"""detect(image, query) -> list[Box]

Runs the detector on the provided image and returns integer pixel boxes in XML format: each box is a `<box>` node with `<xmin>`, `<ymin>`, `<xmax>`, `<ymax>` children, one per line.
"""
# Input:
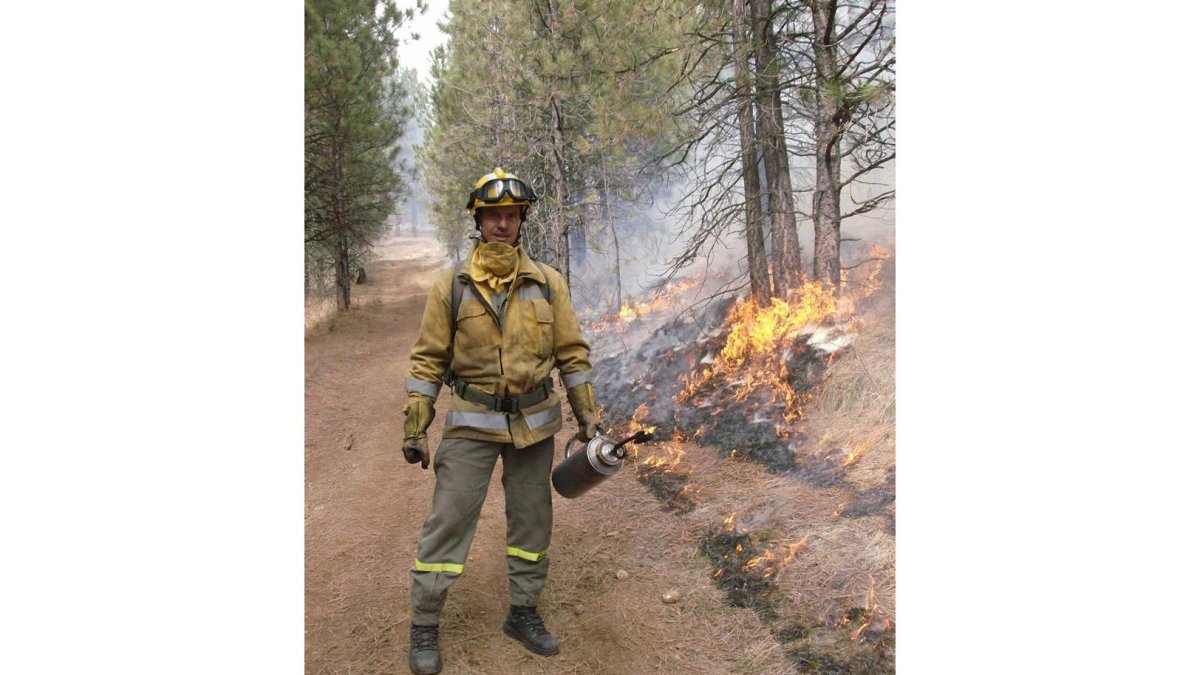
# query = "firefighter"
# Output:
<box><xmin>400</xmin><ymin>168</ymin><xmax>601</xmax><ymax>675</ymax></box>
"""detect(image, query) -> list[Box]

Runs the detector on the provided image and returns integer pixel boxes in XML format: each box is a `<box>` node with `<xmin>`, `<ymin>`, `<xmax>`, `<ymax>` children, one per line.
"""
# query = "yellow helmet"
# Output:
<box><xmin>466</xmin><ymin>168</ymin><xmax>538</xmax><ymax>221</ymax></box>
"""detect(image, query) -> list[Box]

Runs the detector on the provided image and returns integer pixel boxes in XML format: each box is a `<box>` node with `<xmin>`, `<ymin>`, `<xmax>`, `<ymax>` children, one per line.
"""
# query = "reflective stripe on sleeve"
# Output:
<box><xmin>446</xmin><ymin>410</ymin><xmax>510</xmax><ymax>431</ymax></box>
<box><xmin>505</xmin><ymin>546</ymin><xmax>548</xmax><ymax>562</ymax></box>
<box><xmin>407</xmin><ymin>377</ymin><xmax>441</xmax><ymax>398</ymax></box>
<box><xmin>413</xmin><ymin>559</ymin><xmax>464</xmax><ymax>574</ymax></box>
<box><xmin>523</xmin><ymin>405</ymin><xmax>561</xmax><ymax>430</ymax></box>
<box><xmin>561</xmin><ymin>370</ymin><xmax>592</xmax><ymax>388</ymax></box>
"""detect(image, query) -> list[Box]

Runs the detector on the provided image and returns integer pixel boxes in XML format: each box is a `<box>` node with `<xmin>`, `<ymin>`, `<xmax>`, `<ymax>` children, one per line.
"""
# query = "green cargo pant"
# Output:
<box><xmin>409</xmin><ymin>435</ymin><xmax>555</xmax><ymax>626</ymax></box>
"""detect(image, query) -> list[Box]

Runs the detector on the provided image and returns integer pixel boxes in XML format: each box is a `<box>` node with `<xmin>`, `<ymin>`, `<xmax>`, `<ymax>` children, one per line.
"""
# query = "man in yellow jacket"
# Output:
<box><xmin>401</xmin><ymin>168</ymin><xmax>600</xmax><ymax>675</ymax></box>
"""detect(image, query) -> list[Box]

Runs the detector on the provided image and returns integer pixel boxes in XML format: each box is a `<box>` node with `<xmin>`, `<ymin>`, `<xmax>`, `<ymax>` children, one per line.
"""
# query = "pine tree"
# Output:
<box><xmin>305</xmin><ymin>0</ymin><xmax>416</xmax><ymax>310</ymax></box>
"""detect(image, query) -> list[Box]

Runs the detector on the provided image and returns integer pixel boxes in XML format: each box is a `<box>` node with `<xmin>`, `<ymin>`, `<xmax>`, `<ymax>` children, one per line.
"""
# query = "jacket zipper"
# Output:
<box><xmin>465</xmin><ymin>275</ymin><xmax>515</xmax><ymax>436</ymax></box>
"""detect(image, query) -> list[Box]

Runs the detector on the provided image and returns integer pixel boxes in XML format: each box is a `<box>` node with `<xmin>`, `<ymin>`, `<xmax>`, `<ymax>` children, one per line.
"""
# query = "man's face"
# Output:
<box><xmin>478</xmin><ymin>205</ymin><xmax>522</xmax><ymax>246</ymax></box>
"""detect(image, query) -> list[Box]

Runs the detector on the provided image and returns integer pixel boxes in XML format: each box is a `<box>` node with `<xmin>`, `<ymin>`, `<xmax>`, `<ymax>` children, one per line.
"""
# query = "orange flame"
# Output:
<box><xmin>631</xmin><ymin>403</ymin><xmax>650</xmax><ymax>426</ymax></box>
<box><xmin>589</xmin><ymin>276</ymin><xmax>705</xmax><ymax>332</ymax></box>
<box><xmin>641</xmin><ymin>444</ymin><xmax>685</xmax><ymax>471</ymax></box>
<box><xmin>676</xmin><ymin>248</ymin><xmax>891</xmax><ymax>427</ymax></box>
<box><xmin>843</xmin><ymin>574</ymin><xmax>888</xmax><ymax>643</ymax></box>
<box><xmin>742</xmin><ymin>537</ymin><xmax>809</xmax><ymax>577</ymax></box>
<box><xmin>842</xmin><ymin>441</ymin><xmax>868</xmax><ymax>467</ymax></box>
<box><xmin>842</xmin><ymin>244</ymin><xmax>892</xmax><ymax>301</ymax></box>
<box><xmin>616</xmin><ymin>403</ymin><xmax>655</xmax><ymax>455</ymax></box>
<box><xmin>678</xmin><ymin>282</ymin><xmax>840</xmax><ymax>423</ymax></box>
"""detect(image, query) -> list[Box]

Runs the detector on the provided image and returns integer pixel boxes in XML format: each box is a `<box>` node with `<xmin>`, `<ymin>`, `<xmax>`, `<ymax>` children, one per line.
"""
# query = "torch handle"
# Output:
<box><xmin>611</xmin><ymin>430</ymin><xmax>654</xmax><ymax>459</ymax></box>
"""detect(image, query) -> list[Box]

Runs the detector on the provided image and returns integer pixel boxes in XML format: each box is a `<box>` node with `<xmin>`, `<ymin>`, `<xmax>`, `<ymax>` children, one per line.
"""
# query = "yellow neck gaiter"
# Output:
<box><xmin>469</xmin><ymin>242</ymin><xmax>520</xmax><ymax>294</ymax></box>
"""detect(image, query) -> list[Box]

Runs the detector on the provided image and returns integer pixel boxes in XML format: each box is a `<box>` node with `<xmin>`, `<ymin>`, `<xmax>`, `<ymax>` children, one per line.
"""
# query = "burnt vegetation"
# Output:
<box><xmin>635</xmin><ymin>461</ymin><xmax>699</xmax><ymax>514</ymax></box>
<box><xmin>587</xmin><ymin>253</ymin><xmax>895</xmax><ymax>673</ymax></box>
<box><xmin>594</xmin><ymin>292</ymin><xmax>852</xmax><ymax>479</ymax></box>
<box><xmin>699</xmin><ymin>524</ymin><xmax>781</xmax><ymax>618</ymax></box>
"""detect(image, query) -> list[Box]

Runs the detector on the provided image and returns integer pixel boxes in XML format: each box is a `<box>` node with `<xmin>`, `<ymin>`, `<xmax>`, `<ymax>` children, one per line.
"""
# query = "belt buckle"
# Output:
<box><xmin>497</xmin><ymin>397</ymin><xmax>519</xmax><ymax>415</ymax></box>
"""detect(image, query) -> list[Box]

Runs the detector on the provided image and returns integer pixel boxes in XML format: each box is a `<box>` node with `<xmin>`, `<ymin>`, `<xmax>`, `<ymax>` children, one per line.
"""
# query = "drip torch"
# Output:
<box><xmin>551</xmin><ymin>429</ymin><xmax>654</xmax><ymax>499</ymax></box>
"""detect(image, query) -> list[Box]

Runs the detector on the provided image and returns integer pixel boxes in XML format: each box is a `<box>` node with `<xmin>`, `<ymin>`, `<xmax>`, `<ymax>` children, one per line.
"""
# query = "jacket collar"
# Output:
<box><xmin>456</xmin><ymin>243</ymin><xmax>547</xmax><ymax>287</ymax></box>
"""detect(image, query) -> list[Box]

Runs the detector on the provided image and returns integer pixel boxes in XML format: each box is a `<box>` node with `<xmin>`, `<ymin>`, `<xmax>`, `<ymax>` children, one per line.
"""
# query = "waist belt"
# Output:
<box><xmin>449</xmin><ymin>377</ymin><xmax>553</xmax><ymax>415</ymax></box>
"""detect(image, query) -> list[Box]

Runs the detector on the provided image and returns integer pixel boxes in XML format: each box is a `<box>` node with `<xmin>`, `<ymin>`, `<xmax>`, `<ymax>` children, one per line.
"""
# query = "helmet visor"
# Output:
<box><xmin>475</xmin><ymin>178</ymin><xmax>538</xmax><ymax>204</ymax></box>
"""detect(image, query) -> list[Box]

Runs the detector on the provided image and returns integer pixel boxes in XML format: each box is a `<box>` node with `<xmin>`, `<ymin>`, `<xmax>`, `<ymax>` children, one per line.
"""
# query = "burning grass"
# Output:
<box><xmin>810</xmin><ymin>254</ymin><xmax>895</xmax><ymax>522</ymax></box>
<box><xmin>583</xmin><ymin>276</ymin><xmax>706</xmax><ymax>333</ymax></box>
<box><xmin>595</xmin><ymin>247</ymin><xmax>893</xmax><ymax>483</ymax></box>
<box><xmin>695</xmin><ymin>504</ymin><xmax>895</xmax><ymax>673</ymax></box>
<box><xmin>699</xmin><ymin>513</ymin><xmax>810</xmax><ymax>621</ymax></box>
<box><xmin>635</xmin><ymin>444</ymin><xmax>700</xmax><ymax>513</ymax></box>
<box><xmin>679</xmin><ymin>281</ymin><xmax>842</xmax><ymax>425</ymax></box>
<box><xmin>576</xmin><ymin>432</ymin><xmax>895</xmax><ymax>673</ymax></box>
<box><xmin>587</xmin><ymin>247</ymin><xmax>895</xmax><ymax>672</ymax></box>
<box><xmin>678</xmin><ymin>247</ymin><xmax>890</xmax><ymax>430</ymax></box>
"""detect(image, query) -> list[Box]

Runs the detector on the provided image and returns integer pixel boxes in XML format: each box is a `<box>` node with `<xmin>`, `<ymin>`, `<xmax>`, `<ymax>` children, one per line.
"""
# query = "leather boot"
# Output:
<box><xmin>408</xmin><ymin>624</ymin><xmax>442</xmax><ymax>675</ymax></box>
<box><xmin>502</xmin><ymin>605</ymin><xmax>560</xmax><ymax>656</ymax></box>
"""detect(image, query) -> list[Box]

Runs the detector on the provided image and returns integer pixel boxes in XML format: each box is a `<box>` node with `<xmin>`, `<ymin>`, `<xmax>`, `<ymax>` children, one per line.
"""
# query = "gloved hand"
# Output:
<box><xmin>566</xmin><ymin>382</ymin><xmax>601</xmax><ymax>444</ymax></box>
<box><xmin>402</xmin><ymin>394</ymin><xmax>435</xmax><ymax>469</ymax></box>
<box><xmin>402</xmin><ymin>435</ymin><xmax>430</xmax><ymax>469</ymax></box>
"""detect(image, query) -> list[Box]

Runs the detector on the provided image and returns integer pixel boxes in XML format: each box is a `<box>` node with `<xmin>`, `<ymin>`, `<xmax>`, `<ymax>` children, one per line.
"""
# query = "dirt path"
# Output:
<box><xmin>305</xmin><ymin>234</ymin><xmax>799</xmax><ymax>674</ymax></box>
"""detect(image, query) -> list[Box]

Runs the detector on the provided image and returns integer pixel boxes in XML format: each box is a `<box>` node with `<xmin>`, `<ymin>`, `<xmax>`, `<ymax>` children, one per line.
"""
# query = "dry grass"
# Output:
<box><xmin>306</xmin><ymin>294</ymin><xmax>340</xmax><ymax>334</ymax></box>
<box><xmin>812</xmin><ymin>256</ymin><xmax>896</xmax><ymax>491</ymax></box>
<box><xmin>306</xmin><ymin>237</ymin><xmax>895</xmax><ymax>674</ymax></box>
<box><xmin>588</xmin><ymin>256</ymin><xmax>898</xmax><ymax>672</ymax></box>
<box><xmin>590</xmin><ymin>426</ymin><xmax>895</xmax><ymax>671</ymax></box>
<box><xmin>551</xmin><ymin>465</ymin><xmax>801</xmax><ymax>674</ymax></box>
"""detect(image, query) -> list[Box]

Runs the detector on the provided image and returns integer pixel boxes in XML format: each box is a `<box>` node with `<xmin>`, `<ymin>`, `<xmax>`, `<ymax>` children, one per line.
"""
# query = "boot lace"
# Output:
<box><xmin>511</xmin><ymin>606</ymin><xmax>548</xmax><ymax>637</ymax></box>
<box><xmin>411</xmin><ymin>625</ymin><xmax>439</xmax><ymax>651</ymax></box>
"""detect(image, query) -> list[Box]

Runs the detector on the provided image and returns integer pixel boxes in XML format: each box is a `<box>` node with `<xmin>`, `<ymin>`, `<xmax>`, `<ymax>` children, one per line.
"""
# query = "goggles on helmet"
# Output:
<box><xmin>468</xmin><ymin>177</ymin><xmax>538</xmax><ymax>208</ymax></box>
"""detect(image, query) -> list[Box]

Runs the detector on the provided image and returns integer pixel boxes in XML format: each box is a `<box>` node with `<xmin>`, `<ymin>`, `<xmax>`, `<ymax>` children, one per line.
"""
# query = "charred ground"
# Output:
<box><xmin>587</xmin><ymin>251</ymin><xmax>896</xmax><ymax>672</ymax></box>
<box><xmin>306</xmin><ymin>235</ymin><xmax>895</xmax><ymax>674</ymax></box>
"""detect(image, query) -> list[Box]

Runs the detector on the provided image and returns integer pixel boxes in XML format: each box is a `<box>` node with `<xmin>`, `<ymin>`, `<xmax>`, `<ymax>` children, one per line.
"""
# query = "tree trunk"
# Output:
<box><xmin>335</xmin><ymin>231</ymin><xmax>352</xmax><ymax>310</ymax></box>
<box><xmin>600</xmin><ymin>149</ymin><xmax>623</xmax><ymax>309</ymax></box>
<box><xmin>751</xmin><ymin>0</ymin><xmax>803</xmax><ymax>295</ymax></box>
<box><xmin>562</xmin><ymin>224</ymin><xmax>571</xmax><ymax>287</ymax></box>
<box><xmin>810</xmin><ymin>0</ymin><xmax>845</xmax><ymax>289</ymax></box>
<box><xmin>733</xmin><ymin>0</ymin><xmax>770</xmax><ymax>306</ymax></box>
<box><xmin>549</xmin><ymin>94</ymin><xmax>570</xmax><ymax>273</ymax></box>
<box><xmin>542</xmin><ymin>0</ymin><xmax>571</xmax><ymax>275</ymax></box>
<box><xmin>332</xmin><ymin>132</ymin><xmax>352</xmax><ymax>311</ymax></box>
<box><xmin>570</xmin><ymin>213</ymin><xmax>588</xmax><ymax>273</ymax></box>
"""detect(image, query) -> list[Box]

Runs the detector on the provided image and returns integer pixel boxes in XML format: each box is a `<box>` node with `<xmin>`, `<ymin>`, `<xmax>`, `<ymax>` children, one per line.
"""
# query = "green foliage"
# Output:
<box><xmin>417</xmin><ymin>0</ymin><xmax>696</xmax><ymax>275</ymax></box>
<box><xmin>416</xmin><ymin>0</ymin><xmax>893</xmax><ymax>303</ymax></box>
<box><xmin>305</xmin><ymin>0</ymin><xmax>421</xmax><ymax>307</ymax></box>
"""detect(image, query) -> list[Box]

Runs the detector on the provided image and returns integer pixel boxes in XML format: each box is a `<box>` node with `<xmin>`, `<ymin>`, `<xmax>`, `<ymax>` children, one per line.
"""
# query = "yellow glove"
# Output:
<box><xmin>402</xmin><ymin>395</ymin><xmax>435</xmax><ymax>469</ymax></box>
<box><xmin>566</xmin><ymin>382</ymin><xmax>601</xmax><ymax>444</ymax></box>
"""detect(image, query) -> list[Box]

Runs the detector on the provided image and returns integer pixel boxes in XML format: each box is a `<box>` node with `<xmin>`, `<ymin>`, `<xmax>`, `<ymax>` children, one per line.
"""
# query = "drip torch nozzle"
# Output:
<box><xmin>612</xmin><ymin>430</ymin><xmax>655</xmax><ymax>459</ymax></box>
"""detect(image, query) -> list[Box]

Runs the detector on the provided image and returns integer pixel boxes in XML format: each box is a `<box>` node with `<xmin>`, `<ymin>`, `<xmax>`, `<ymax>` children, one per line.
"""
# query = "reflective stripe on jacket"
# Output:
<box><xmin>406</xmin><ymin>248</ymin><xmax>593</xmax><ymax>448</ymax></box>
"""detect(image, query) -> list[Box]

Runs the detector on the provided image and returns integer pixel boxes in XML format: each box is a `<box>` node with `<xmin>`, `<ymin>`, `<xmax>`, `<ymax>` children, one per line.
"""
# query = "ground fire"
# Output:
<box><xmin>575</xmin><ymin>247</ymin><xmax>895</xmax><ymax>672</ymax></box>
<box><xmin>590</xmin><ymin>246</ymin><xmax>892</xmax><ymax>477</ymax></box>
<box><xmin>634</xmin><ymin>443</ymin><xmax>698</xmax><ymax>513</ymax></box>
<box><xmin>700</xmin><ymin>513</ymin><xmax>807</xmax><ymax>619</ymax></box>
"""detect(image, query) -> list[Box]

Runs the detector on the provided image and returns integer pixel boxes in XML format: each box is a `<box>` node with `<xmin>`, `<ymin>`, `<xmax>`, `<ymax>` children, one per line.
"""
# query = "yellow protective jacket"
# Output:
<box><xmin>405</xmin><ymin>247</ymin><xmax>594</xmax><ymax>449</ymax></box>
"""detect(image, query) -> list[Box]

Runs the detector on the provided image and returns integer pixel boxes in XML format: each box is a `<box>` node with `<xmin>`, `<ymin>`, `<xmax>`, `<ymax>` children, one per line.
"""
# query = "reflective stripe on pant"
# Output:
<box><xmin>409</xmin><ymin>435</ymin><xmax>555</xmax><ymax>626</ymax></box>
